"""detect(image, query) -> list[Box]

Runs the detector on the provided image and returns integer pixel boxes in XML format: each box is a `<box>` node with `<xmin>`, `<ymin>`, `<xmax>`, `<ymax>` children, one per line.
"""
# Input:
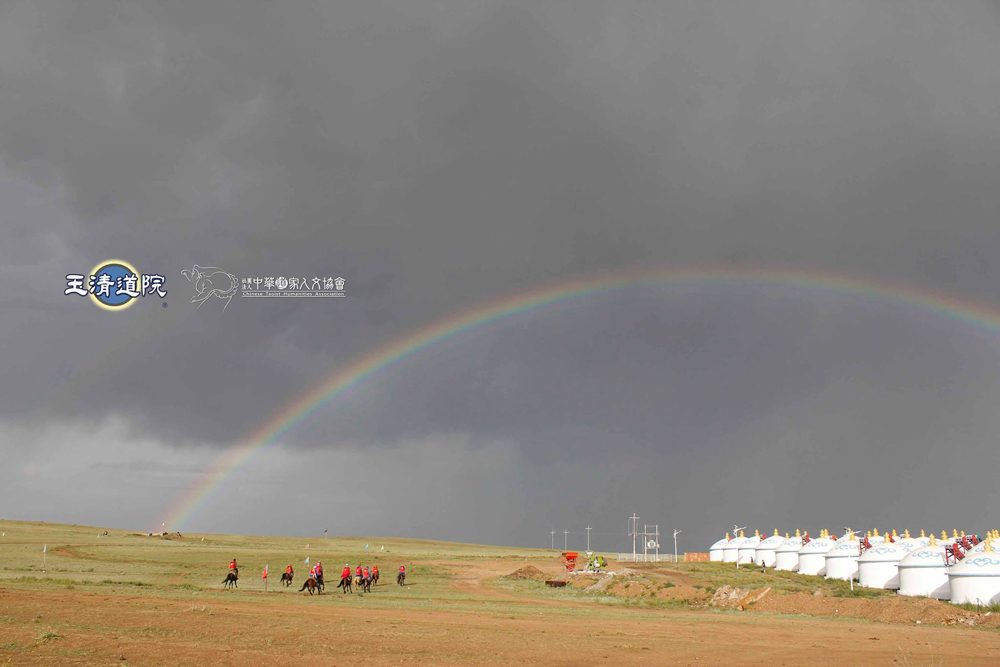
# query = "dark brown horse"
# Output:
<box><xmin>397</xmin><ymin>571</ymin><xmax>405</xmax><ymax>586</ymax></box>
<box><xmin>280</xmin><ymin>572</ymin><xmax>293</xmax><ymax>587</ymax></box>
<box><xmin>338</xmin><ymin>576</ymin><xmax>352</xmax><ymax>593</ymax></box>
<box><xmin>299</xmin><ymin>577</ymin><xmax>321</xmax><ymax>595</ymax></box>
<box><xmin>223</xmin><ymin>571</ymin><xmax>239</xmax><ymax>589</ymax></box>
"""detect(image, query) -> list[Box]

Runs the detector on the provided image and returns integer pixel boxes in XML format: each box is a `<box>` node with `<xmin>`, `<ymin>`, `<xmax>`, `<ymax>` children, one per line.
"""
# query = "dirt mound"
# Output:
<box><xmin>586</xmin><ymin>577</ymin><xmax>615</xmax><ymax>593</ymax></box>
<box><xmin>749</xmin><ymin>590</ymin><xmax>993</xmax><ymax>626</ymax></box>
<box><xmin>567</xmin><ymin>576</ymin><xmax>600</xmax><ymax>590</ymax></box>
<box><xmin>709</xmin><ymin>585</ymin><xmax>772</xmax><ymax>610</ymax></box>
<box><xmin>503</xmin><ymin>566</ymin><xmax>546</xmax><ymax>581</ymax></box>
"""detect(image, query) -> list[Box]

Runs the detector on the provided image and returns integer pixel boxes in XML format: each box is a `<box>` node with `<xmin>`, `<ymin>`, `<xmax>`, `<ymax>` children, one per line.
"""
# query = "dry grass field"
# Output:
<box><xmin>2</xmin><ymin>519</ymin><xmax>999</xmax><ymax>665</ymax></box>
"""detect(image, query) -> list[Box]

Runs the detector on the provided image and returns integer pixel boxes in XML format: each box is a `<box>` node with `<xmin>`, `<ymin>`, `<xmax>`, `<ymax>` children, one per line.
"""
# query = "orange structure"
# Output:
<box><xmin>561</xmin><ymin>552</ymin><xmax>579</xmax><ymax>572</ymax></box>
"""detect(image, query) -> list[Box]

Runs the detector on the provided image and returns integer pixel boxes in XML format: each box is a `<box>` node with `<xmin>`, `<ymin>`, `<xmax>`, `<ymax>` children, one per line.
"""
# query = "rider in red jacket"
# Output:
<box><xmin>341</xmin><ymin>564</ymin><xmax>351</xmax><ymax>580</ymax></box>
<box><xmin>285</xmin><ymin>565</ymin><xmax>293</xmax><ymax>575</ymax></box>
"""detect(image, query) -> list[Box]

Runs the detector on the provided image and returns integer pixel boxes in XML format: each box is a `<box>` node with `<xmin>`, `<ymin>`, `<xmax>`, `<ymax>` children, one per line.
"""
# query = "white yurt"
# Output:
<box><xmin>755</xmin><ymin>530</ymin><xmax>785</xmax><ymax>568</ymax></box>
<box><xmin>798</xmin><ymin>532</ymin><xmax>835</xmax><ymax>576</ymax></box>
<box><xmin>898</xmin><ymin>534</ymin><xmax>950</xmax><ymax>600</ymax></box>
<box><xmin>775</xmin><ymin>531</ymin><xmax>803</xmax><ymax>572</ymax></box>
<box><xmin>723</xmin><ymin>532</ymin><xmax>747</xmax><ymax>563</ymax></box>
<box><xmin>738</xmin><ymin>530</ymin><xmax>762</xmax><ymax>565</ymax></box>
<box><xmin>858</xmin><ymin>541</ymin><xmax>911</xmax><ymax>589</ymax></box>
<box><xmin>949</xmin><ymin>538</ymin><xmax>1000</xmax><ymax>606</ymax></box>
<box><xmin>825</xmin><ymin>532</ymin><xmax>861</xmax><ymax>581</ymax></box>
<box><xmin>893</xmin><ymin>530</ymin><xmax>923</xmax><ymax>553</ymax></box>
<box><xmin>709</xmin><ymin>534</ymin><xmax>730</xmax><ymax>562</ymax></box>
<box><xmin>867</xmin><ymin>529</ymin><xmax>886</xmax><ymax>546</ymax></box>
<box><xmin>915</xmin><ymin>529</ymin><xmax>931</xmax><ymax>547</ymax></box>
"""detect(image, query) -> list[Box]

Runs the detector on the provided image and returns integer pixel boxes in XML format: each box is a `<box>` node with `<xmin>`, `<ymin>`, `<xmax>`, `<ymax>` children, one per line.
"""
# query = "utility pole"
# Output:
<box><xmin>629</xmin><ymin>514</ymin><xmax>639</xmax><ymax>562</ymax></box>
<box><xmin>550</xmin><ymin>530</ymin><xmax>555</xmax><ymax>550</ymax></box>
<box><xmin>673</xmin><ymin>530</ymin><xmax>681</xmax><ymax>568</ymax></box>
<box><xmin>564</xmin><ymin>529</ymin><xmax>568</xmax><ymax>551</ymax></box>
<box><xmin>586</xmin><ymin>526</ymin><xmax>592</xmax><ymax>552</ymax></box>
<box><xmin>733</xmin><ymin>525</ymin><xmax>746</xmax><ymax>570</ymax></box>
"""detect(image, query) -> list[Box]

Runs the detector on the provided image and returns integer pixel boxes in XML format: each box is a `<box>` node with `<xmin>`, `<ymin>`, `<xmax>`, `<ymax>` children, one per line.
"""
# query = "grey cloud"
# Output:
<box><xmin>3</xmin><ymin>0</ymin><xmax>1000</xmax><ymax>547</ymax></box>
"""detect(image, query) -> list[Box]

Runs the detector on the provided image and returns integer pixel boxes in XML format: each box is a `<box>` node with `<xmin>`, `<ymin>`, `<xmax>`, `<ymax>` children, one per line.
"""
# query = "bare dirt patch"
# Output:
<box><xmin>503</xmin><ymin>565</ymin><xmax>547</xmax><ymax>581</ymax></box>
<box><xmin>749</xmin><ymin>589</ymin><xmax>1000</xmax><ymax>627</ymax></box>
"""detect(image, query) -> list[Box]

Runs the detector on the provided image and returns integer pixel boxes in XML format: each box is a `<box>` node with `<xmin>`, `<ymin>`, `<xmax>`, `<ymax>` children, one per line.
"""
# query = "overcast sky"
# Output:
<box><xmin>3</xmin><ymin>0</ymin><xmax>1000</xmax><ymax>551</ymax></box>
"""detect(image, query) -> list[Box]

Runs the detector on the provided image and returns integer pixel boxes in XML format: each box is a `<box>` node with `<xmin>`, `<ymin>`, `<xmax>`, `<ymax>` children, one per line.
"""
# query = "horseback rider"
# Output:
<box><xmin>229</xmin><ymin>558</ymin><xmax>238</xmax><ymax>576</ymax></box>
<box><xmin>308</xmin><ymin>564</ymin><xmax>317</xmax><ymax>580</ymax></box>
<box><xmin>355</xmin><ymin>564</ymin><xmax>362</xmax><ymax>580</ymax></box>
<box><xmin>315</xmin><ymin>561</ymin><xmax>323</xmax><ymax>580</ymax></box>
<box><xmin>286</xmin><ymin>564</ymin><xmax>293</xmax><ymax>576</ymax></box>
<box><xmin>373</xmin><ymin>564</ymin><xmax>379</xmax><ymax>580</ymax></box>
<box><xmin>341</xmin><ymin>563</ymin><xmax>350</xmax><ymax>580</ymax></box>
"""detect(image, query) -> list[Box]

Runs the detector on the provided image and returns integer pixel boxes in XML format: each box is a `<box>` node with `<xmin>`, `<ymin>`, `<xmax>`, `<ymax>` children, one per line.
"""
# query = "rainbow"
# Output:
<box><xmin>159</xmin><ymin>264</ymin><xmax>1000</xmax><ymax>530</ymax></box>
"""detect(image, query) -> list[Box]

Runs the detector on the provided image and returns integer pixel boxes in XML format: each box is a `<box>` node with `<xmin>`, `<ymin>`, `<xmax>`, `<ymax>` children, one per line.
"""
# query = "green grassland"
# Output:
<box><xmin>0</xmin><ymin>519</ymin><xmax>618</xmax><ymax>617</ymax></box>
<box><xmin>0</xmin><ymin>518</ymin><xmax>928</xmax><ymax>619</ymax></box>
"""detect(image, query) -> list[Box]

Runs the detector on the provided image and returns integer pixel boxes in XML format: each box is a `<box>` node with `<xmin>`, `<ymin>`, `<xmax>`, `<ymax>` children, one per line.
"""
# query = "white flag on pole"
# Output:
<box><xmin>42</xmin><ymin>544</ymin><xmax>46</xmax><ymax>553</ymax></box>
<box><xmin>304</xmin><ymin>556</ymin><xmax>310</xmax><ymax>564</ymax></box>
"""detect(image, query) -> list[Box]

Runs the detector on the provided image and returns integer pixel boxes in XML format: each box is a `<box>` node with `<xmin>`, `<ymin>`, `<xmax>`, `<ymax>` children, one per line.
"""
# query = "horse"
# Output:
<box><xmin>361</xmin><ymin>575</ymin><xmax>372</xmax><ymax>593</ymax></box>
<box><xmin>372</xmin><ymin>571</ymin><xmax>379</xmax><ymax>586</ymax></box>
<box><xmin>315</xmin><ymin>573</ymin><xmax>325</xmax><ymax>592</ymax></box>
<box><xmin>397</xmin><ymin>571</ymin><xmax>405</xmax><ymax>586</ymax></box>
<box><xmin>223</xmin><ymin>571</ymin><xmax>239</xmax><ymax>589</ymax></box>
<box><xmin>338</xmin><ymin>576</ymin><xmax>352</xmax><ymax>593</ymax></box>
<box><xmin>299</xmin><ymin>577</ymin><xmax>321</xmax><ymax>595</ymax></box>
<box><xmin>280</xmin><ymin>572</ymin><xmax>293</xmax><ymax>587</ymax></box>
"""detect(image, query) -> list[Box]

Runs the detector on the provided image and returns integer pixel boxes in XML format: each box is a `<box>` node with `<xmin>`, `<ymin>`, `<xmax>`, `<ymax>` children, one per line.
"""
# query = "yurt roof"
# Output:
<box><xmin>799</xmin><ymin>538</ymin><xmax>835</xmax><ymax>554</ymax></box>
<box><xmin>949</xmin><ymin>553</ymin><xmax>1000</xmax><ymax>576</ymax></box>
<box><xmin>898</xmin><ymin>545</ymin><xmax>947</xmax><ymax>568</ymax></box>
<box><xmin>858</xmin><ymin>543</ymin><xmax>909</xmax><ymax>563</ymax></box>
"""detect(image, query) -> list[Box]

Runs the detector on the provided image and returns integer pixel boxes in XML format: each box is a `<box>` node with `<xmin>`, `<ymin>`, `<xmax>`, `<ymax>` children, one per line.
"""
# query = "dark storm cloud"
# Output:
<box><xmin>4</xmin><ymin>0</ymin><xmax>1000</xmax><ymax>545</ymax></box>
